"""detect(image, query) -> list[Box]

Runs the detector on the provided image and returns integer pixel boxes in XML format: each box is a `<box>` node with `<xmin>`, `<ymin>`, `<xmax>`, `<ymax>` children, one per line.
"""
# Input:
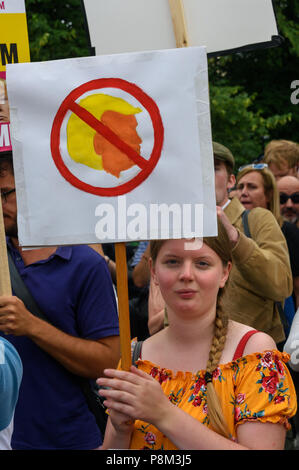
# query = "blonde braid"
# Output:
<box><xmin>205</xmin><ymin>289</ymin><xmax>230</xmax><ymax>438</ymax></box>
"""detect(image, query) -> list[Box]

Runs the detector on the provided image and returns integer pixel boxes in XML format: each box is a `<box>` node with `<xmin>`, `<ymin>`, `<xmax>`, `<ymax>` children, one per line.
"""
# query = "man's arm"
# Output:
<box><xmin>0</xmin><ymin>295</ymin><xmax>120</xmax><ymax>379</ymax></box>
<box><xmin>148</xmin><ymin>308</ymin><xmax>165</xmax><ymax>336</ymax></box>
<box><xmin>147</xmin><ymin>277</ymin><xmax>166</xmax><ymax>335</ymax></box>
<box><xmin>218</xmin><ymin>206</ymin><xmax>293</xmax><ymax>301</ymax></box>
<box><xmin>132</xmin><ymin>244</ymin><xmax>151</xmax><ymax>288</ymax></box>
<box><xmin>29</xmin><ymin>315</ymin><xmax>120</xmax><ymax>379</ymax></box>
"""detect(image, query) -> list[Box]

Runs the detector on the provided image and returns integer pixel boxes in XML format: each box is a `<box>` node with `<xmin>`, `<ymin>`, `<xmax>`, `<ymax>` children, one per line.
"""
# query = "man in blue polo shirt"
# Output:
<box><xmin>0</xmin><ymin>337</ymin><xmax>22</xmax><ymax>450</ymax></box>
<box><xmin>0</xmin><ymin>151</ymin><xmax>120</xmax><ymax>449</ymax></box>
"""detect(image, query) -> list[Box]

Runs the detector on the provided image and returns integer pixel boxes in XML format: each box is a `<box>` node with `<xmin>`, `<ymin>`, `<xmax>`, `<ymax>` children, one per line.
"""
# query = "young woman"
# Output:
<box><xmin>97</xmin><ymin>219</ymin><xmax>296</xmax><ymax>450</ymax></box>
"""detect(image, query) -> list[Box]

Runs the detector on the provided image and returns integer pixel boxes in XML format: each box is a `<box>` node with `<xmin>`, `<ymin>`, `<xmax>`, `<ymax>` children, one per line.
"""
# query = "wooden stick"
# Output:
<box><xmin>0</xmin><ymin>205</ymin><xmax>11</xmax><ymax>296</ymax></box>
<box><xmin>168</xmin><ymin>0</ymin><xmax>190</xmax><ymax>48</ymax></box>
<box><xmin>114</xmin><ymin>242</ymin><xmax>131</xmax><ymax>371</ymax></box>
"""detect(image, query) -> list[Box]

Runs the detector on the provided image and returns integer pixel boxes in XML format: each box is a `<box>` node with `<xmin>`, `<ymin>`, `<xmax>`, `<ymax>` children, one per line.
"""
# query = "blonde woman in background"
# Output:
<box><xmin>97</xmin><ymin>218</ymin><xmax>296</xmax><ymax>450</ymax></box>
<box><xmin>236</xmin><ymin>163</ymin><xmax>282</xmax><ymax>223</ymax></box>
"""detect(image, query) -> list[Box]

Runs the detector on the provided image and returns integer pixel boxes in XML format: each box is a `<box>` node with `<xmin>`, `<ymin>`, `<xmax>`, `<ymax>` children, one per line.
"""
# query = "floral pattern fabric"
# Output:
<box><xmin>127</xmin><ymin>347</ymin><xmax>297</xmax><ymax>450</ymax></box>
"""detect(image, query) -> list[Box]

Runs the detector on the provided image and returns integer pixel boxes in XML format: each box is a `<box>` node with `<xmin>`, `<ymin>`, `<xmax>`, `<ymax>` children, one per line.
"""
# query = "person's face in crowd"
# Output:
<box><xmin>277</xmin><ymin>176</ymin><xmax>299</xmax><ymax>224</ymax></box>
<box><xmin>268</xmin><ymin>161</ymin><xmax>297</xmax><ymax>180</ymax></box>
<box><xmin>151</xmin><ymin>239</ymin><xmax>230</xmax><ymax>319</ymax></box>
<box><xmin>0</xmin><ymin>167</ymin><xmax>18</xmax><ymax>238</ymax></box>
<box><xmin>236</xmin><ymin>171</ymin><xmax>269</xmax><ymax>210</ymax></box>
<box><xmin>214</xmin><ymin>159</ymin><xmax>235</xmax><ymax>206</ymax></box>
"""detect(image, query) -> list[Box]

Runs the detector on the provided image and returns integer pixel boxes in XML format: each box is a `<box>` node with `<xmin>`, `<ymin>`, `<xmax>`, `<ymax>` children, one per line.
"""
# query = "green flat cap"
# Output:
<box><xmin>213</xmin><ymin>142</ymin><xmax>235</xmax><ymax>169</ymax></box>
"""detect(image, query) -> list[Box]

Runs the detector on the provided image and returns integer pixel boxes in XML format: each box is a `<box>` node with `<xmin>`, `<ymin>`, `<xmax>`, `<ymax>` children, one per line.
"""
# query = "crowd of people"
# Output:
<box><xmin>0</xmin><ymin>138</ymin><xmax>299</xmax><ymax>450</ymax></box>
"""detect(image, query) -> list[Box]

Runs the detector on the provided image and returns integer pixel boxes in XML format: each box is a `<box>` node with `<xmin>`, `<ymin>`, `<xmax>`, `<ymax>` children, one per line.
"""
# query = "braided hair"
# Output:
<box><xmin>204</xmin><ymin>286</ymin><xmax>230</xmax><ymax>437</ymax></box>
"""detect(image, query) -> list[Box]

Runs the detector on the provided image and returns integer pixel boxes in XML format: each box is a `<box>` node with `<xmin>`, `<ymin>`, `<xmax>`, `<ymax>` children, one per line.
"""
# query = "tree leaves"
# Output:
<box><xmin>25</xmin><ymin>0</ymin><xmax>91</xmax><ymax>61</ymax></box>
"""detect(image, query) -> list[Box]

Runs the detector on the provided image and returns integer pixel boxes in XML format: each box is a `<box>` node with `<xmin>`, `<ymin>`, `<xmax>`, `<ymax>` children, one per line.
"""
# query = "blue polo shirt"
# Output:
<box><xmin>1</xmin><ymin>242</ymin><xmax>119</xmax><ymax>450</ymax></box>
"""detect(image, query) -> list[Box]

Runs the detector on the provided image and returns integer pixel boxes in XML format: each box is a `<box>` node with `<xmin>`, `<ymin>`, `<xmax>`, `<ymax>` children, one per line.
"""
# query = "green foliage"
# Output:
<box><xmin>209</xmin><ymin>85</ymin><xmax>291</xmax><ymax>167</ymax></box>
<box><xmin>25</xmin><ymin>0</ymin><xmax>90</xmax><ymax>61</ymax></box>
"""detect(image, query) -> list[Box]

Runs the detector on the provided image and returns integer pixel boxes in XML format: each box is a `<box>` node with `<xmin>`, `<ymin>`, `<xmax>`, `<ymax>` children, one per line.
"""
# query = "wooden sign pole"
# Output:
<box><xmin>114</xmin><ymin>242</ymin><xmax>131</xmax><ymax>371</ymax></box>
<box><xmin>168</xmin><ymin>0</ymin><xmax>190</xmax><ymax>48</ymax></box>
<box><xmin>114</xmin><ymin>1</ymin><xmax>190</xmax><ymax>372</ymax></box>
<box><xmin>0</xmin><ymin>205</ymin><xmax>11</xmax><ymax>296</ymax></box>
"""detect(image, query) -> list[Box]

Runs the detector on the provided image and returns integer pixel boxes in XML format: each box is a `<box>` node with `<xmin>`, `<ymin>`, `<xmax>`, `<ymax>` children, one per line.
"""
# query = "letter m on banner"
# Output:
<box><xmin>0</xmin><ymin>43</ymin><xmax>18</xmax><ymax>66</ymax></box>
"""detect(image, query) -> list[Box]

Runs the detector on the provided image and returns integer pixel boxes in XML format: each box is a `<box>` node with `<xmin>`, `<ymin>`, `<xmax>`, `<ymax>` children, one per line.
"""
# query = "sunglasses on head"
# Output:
<box><xmin>280</xmin><ymin>192</ymin><xmax>299</xmax><ymax>204</ymax></box>
<box><xmin>238</xmin><ymin>163</ymin><xmax>268</xmax><ymax>172</ymax></box>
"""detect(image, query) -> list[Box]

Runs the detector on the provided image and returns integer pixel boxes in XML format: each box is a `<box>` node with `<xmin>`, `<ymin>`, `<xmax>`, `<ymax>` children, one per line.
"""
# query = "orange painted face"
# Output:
<box><xmin>94</xmin><ymin>110</ymin><xmax>142</xmax><ymax>178</ymax></box>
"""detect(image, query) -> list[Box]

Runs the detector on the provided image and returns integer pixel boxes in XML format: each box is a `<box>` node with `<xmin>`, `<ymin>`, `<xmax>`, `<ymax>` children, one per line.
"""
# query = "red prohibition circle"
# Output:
<box><xmin>50</xmin><ymin>78</ymin><xmax>164</xmax><ymax>196</ymax></box>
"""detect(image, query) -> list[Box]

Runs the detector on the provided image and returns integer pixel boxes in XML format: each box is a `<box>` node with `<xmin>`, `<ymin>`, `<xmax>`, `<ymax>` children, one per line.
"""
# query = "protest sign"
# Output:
<box><xmin>6</xmin><ymin>46</ymin><xmax>216</xmax><ymax>249</ymax></box>
<box><xmin>82</xmin><ymin>0</ymin><xmax>280</xmax><ymax>57</ymax></box>
<box><xmin>7</xmin><ymin>46</ymin><xmax>216</xmax><ymax>369</ymax></box>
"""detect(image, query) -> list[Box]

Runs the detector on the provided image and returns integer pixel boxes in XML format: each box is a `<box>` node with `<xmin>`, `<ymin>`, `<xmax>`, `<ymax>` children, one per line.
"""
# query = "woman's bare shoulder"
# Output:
<box><xmin>229</xmin><ymin>320</ymin><xmax>276</xmax><ymax>356</ymax></box>
<box><xmin>223</xmin><ymin>321</ymin><xmax>276</xmax><ymax>362</ymax></box>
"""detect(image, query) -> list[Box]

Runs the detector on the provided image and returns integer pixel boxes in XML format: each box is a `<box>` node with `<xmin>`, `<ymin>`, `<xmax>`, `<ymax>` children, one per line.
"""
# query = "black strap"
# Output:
<box><xmin>132</xmin><ymin>340</ymin><xmax>143</xmax><ymax>366</ymax></box>
<box><xmin>240</xmin><ymin>211</ymin><xmax>289</xmax><ymax>334</ymax></box>
<box><xmin>241</xmin><ymin>209</ymin><xmax>251</xmax><ymax>238</ymax></box>
<box><xmin>7</xmin><ymin>250</ymin><xmax>48</xmax><ymax>322</ymax></box>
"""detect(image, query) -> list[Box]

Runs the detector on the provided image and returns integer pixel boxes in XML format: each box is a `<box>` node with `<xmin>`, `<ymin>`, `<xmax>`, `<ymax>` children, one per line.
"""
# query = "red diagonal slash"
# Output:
<box><xmin>51</xmin><ymin>78</ymin><xmax>164</xmax><ymax>196</ymax></box>
<box><xmin>68</xmin><ymin>101</ymin><xmax>148</xmax><ymax>170</ymax></box>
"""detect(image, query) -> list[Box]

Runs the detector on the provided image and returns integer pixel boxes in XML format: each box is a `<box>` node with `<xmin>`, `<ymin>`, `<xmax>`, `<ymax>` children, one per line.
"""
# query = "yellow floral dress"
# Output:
<box><xmin>128</xmin><ymin>345</ymin><xmax>297</xmax><ymax>450</ymax></box>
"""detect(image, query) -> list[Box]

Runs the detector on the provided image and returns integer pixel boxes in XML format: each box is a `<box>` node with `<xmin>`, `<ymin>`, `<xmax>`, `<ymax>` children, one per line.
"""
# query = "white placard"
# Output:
<box><xmin>0</xmin><ymin>0</ymin><xmax>26</xmax><ymax>14</ymax></box>
<box><xmin>83</xmin><ymin>0</ymin><xmax>279</xmax><ymax>55</ymax></box>
<box><xmin>6</xmin><ymin>46</ymin><xmax>216</xmax><ymax>247</ymax></box>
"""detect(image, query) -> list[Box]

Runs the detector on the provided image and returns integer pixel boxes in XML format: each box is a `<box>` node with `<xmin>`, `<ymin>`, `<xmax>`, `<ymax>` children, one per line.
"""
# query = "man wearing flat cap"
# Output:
<box><xmin>214</xmin><ymin>142</ymin><xmax>292</xmax><ymax>347</ymax></box>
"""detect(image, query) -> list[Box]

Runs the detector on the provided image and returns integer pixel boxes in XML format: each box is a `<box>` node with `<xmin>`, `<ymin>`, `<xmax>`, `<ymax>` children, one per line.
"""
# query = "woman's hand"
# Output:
<box><xmin>106</xmin><ymin>408</ymin><xmax>135</xmax><ymax>435</ymax></box>
<box><xmin>97</xmin><ymin>366</ymin><xmax>172</xmax><ymax>428</ymax></box>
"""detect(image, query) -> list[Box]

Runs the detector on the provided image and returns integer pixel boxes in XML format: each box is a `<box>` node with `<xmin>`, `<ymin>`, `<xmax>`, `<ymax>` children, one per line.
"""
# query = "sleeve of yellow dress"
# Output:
<box><xmin>233</xmin><ymin>350</ymin><xmax>297</xmax><ymax>430</ymax></box>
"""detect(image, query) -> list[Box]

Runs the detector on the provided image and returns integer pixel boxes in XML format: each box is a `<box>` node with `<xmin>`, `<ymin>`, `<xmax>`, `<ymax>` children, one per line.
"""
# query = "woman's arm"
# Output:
<box><xmin>101</xmin><ymin>416</ymin><xmax>133</xmax><ymax>450</ymax></box>
<box><xmin>148</xmin><ymin>308</ymin><xmax>165</xmax><ymax>335</ymax></box>
<box><xmin>147</xmin><ymin>277</ymin><xmax>166</xmax><ymax>335</ymax></box>
<box><xmin>132</xmin><ymin>244</ymin><xmax>151</xmax><ymax>288</ymax></box>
